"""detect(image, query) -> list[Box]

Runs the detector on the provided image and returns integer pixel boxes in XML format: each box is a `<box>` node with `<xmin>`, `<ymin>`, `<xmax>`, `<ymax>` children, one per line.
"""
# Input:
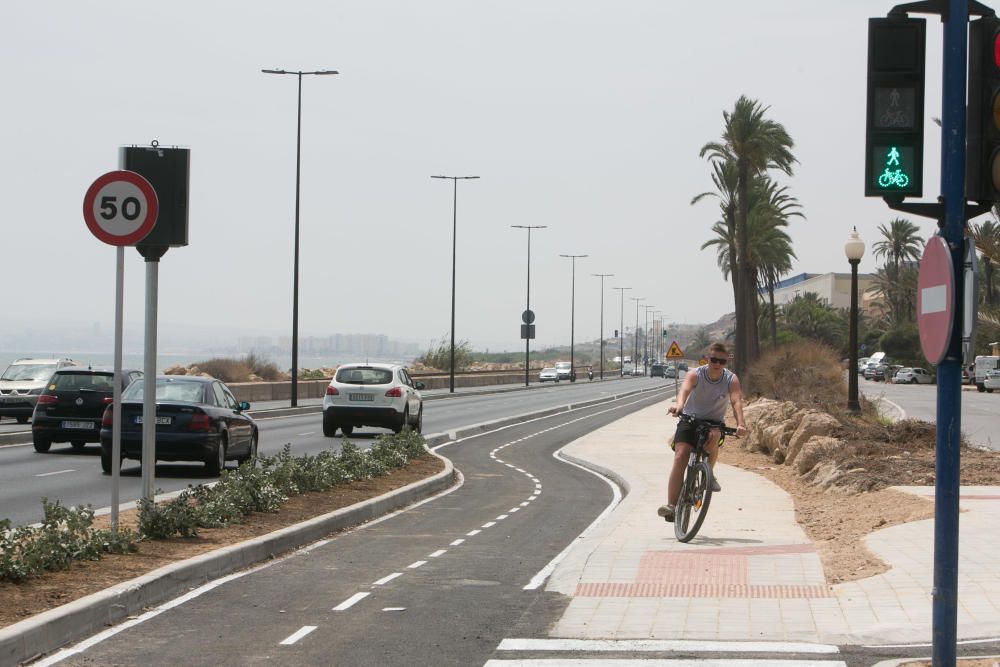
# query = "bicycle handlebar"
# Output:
<box><xmin>678</xmin><ymin>413</ymin><xmax>739</xmax><ymax>437</ymax></box>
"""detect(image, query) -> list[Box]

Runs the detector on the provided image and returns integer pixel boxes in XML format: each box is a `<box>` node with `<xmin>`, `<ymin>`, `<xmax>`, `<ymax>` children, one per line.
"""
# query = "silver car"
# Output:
<box><xmin>539</xmin><ymin>367</ymin><xmax>560</xmax><ymax>382</ymax></box>
<box><xmin>893</xmin><ymin>367</ymin><xmax>934</xmax><ymax>385</ymax></box>
<box><xmin>322</xmin><ymin>363</ymin><xmax>424</xmax><ymax>437</ymax></box>
<box><xmin>0</xmin><ymin>358</ymin><xmax>78</xmax><ymax>423</ymax></box>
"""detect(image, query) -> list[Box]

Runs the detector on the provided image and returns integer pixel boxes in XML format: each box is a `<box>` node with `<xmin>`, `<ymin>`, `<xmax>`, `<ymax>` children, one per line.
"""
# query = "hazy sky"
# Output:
<box><xmin>2</xmin><ymin>1</ymin><xmax>962</xmax><ymax>354</ymax></box>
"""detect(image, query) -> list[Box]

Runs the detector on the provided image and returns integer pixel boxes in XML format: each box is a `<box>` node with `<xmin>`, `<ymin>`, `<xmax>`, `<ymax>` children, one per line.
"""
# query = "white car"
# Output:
<box><xmin>539</xmin><ymin>367</ymin><xmax>560</xmax><ymax>383</ymax></box>
<box><xmin>322</xmin><ymin>363</ymin><xmax>424</xmax><ymax>437</ymax></box>
<box><xmin>985</xmin><ymin>369</ymin><xmax>1000</xmax><ymax>391</ymax></box>
<box><xmin>893</xmin><ymin>367</ymin><xmax>934</xmax><ymax>385</ymax></box>
<box><xmin>554</xmin><ymin>361</ymin><xmax>572</xmax><ymax>380</ymax></box>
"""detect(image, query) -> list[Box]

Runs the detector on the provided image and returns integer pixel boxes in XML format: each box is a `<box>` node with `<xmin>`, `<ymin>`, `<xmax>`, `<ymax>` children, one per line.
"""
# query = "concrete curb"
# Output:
<box><xmin>0</xmin><ymin>452</ymin><xmax>454</xmax><ymax>667</ymax></box>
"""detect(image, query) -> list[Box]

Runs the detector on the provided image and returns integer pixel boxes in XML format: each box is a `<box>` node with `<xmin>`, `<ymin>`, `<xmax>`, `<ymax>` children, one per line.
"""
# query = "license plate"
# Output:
<box><xmin>134</xmin><ymin>416</ymin><xmax>172</xmax><ymax>425</ymax></box>
<box><xmin>61</xmin><ymin>420</ymin><xmax>95</xmax><ymax>430</ymax></box>
<box><xmin>348</xmin><ymin>393</ymin><xmax>374</xmax><ymax>402</ymax></box>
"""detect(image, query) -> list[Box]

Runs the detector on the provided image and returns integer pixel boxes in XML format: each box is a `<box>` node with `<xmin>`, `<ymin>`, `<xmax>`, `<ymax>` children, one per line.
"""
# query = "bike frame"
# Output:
<box><xmin>675</xmin><ymin>415</ymin><xmax>736</xmax><ymax>542</ymax></box>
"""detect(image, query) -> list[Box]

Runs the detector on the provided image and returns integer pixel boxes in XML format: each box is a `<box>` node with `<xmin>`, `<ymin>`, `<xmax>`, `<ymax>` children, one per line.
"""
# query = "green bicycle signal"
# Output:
<box><xmin>877</xmin><ymin>146</ymin><xmax>911</xmax><ymax>189</ymax></box>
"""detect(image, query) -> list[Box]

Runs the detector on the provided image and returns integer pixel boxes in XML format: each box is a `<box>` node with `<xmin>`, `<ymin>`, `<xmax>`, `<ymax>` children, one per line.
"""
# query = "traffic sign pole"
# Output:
<box><xmin>111</xmin><ymin>246</ymin><xmax>123</xmax><ymax>532</ymax></box>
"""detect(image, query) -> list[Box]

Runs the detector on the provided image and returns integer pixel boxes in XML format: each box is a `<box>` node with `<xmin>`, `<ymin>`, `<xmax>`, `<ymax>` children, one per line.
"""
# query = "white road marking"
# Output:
<box><xmin>481</xmin><ymin>521</ymin><xmax>496</xmax><ymax>528</ymax></box>
<box><xmin>467</xmin><ymin>529</ymin><xmax>481</xmax><ymax>536</ymax></box>
<box><xmin>35</xmin><ymin>469</ymin><xmax>75</xmax><ymax>477</ymax></box>
<box><xmin>496</xmin><ymin>638</ymin><xmax>841</xmax><ymax>654</ymax></box>
<box><xmin>496</xmin><ymin>514</ymin><xmax>508</xmax><ymax>520</ymax></box>
<box><xmin>428</xmin><ymin>549</ymin><xmax>446</xmax><ymax>558</ymax></box>
<box><xmin>450</xmin><ymin>538</ymin><xmax>465</xmax><ymax>546</ymax></box>
<box><xmin>279</xmin><ymin>626</ymin><xmax>317</xmax><ymax>645</ymax></box>
<box><xmin>482</xmin><ymin>660</ymin><xmax>846</xmax><ymax>666</ymax></box>
<box><xmin>296</xmin><ymin>431</ymin><xmax>315</xmax><ymax>436</ymax></box>
<box><xmin>383</xmin><ymin>607</ymin><xmax>406</xmax><ymax>612</ymax></box>
<box><xmin>509</xmin><ymin>507</ymin><xmax>520</xmax><ymax>512</ymax></box>
<box><xmin>528</xmin><ymin>495</ymin><xmax>537</xmax><ymax>501</ymax></box>
<box><xmin>520</xmin><ymin>501</ymin><xmax>530</xmax><ymax>506</ymax></box>
<box><xmin>407</xmin><ymin>560</ymin><xmax>427</xmax><ymax>569</ymax></box>
<box><xmin>373</xmin><ymin>572</ymin><xmax>403</xmax><ymax>585</ymax></box>
<box><xmin>332</xmin><ymin>592</ymin><xmax>370</xmax><ymax>611</ymax></box>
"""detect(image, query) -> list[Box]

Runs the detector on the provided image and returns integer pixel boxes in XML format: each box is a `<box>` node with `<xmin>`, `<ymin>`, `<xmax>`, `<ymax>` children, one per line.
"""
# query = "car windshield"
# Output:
<box><xmin>542</xmin><ymin>368</ymin><xmax>556</xmax><ymax>373</ymax></box>
<box><xmin>0</xmin><ymin>363</ymin><xmax>56</xmax><ymax>381</ymax></box>
<box><xmin>122</xmin><ymin>379</ymin><xmax>206</xmax><ymax>403</ymax></box>
<box><xmin>335</xmin><ymin>367</ymin><xmax>393</xmax><ymax>385</ymax></box>
<box><xmin>51</xmin><ymin>372</ymin><xmax>114</xmax><ymax>392</ymax></box>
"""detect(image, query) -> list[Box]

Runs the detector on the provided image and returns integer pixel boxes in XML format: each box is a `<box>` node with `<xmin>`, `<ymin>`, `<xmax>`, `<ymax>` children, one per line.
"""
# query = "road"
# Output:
<box><xmin>860</xmin><ymin>377</ymin><xmax>1000</xmax><ymax>450</ymax></box>
<box><xmin>0</xmin><ymin>376</ymin><xmax>672</xmax><ymax>526</ymax></box>
<box><xmin>50</xmin><ymin>387</ymin><xmax>673</xmax><ymax>667</ymax></box>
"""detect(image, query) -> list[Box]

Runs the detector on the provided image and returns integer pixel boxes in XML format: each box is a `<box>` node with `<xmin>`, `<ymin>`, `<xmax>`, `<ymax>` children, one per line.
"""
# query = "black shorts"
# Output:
<box><xmin>671</xmin><ymin>416</ymin><xmax>725</xmax><ymax>450</ymax></box>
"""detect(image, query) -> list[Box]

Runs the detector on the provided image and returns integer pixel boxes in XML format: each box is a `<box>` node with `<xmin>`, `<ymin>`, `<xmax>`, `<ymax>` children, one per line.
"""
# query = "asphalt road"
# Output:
<box><xmin>859</xmin><ymin>377</ymin><xmax>1000</xmax><ymax>450</ymax></box>
<box><xmin>53</xmin><ymin>387</ymin><xmax>674</xmax><ymax>667</ymax></box>
<box><xmin>0</xmin><ymin>375</ymin><xmax>673</xmax><ymax>526</ymax></box>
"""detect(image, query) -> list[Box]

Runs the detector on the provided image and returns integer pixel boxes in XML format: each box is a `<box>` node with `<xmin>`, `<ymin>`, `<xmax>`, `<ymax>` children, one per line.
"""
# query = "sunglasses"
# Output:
<box><xmin>709</xmin><ymin>357</ymin><xmax>728</xmax><ymax>365</ymax></box>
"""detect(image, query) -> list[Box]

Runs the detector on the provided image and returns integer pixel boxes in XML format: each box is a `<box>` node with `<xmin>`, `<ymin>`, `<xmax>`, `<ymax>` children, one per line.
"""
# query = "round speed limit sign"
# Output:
<box><xmin>83</xmin><ymin>170</ymin><xmax>158</xmax><ymax>246</ymax></box>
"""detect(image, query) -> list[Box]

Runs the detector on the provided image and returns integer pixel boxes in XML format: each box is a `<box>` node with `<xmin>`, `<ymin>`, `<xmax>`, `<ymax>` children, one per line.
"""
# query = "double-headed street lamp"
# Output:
<box><xmin>512</xmin><ymin>225</ymin><xmax>547</xmax><ymax>386</ymax></box>
<box><xmin>262</xmin><ymin>67</ymin><xmax>339</xmax><ymax>407</ymax></box>
<box><xmin>845</xmin><ymin>227</ymin><xmax>866</xmax><ymax>414</ymax></box>
<box><xmin>560</xmin><ymin>254</ymin><xmax>588</xmax><ymax>381</ymax></box>
<box><xmin>432</xmin><ymin>175</ymin><xmax>479</xmax><ymax>393</ymax></box>
<box><xmin>612</xmin><ymin>287</ymin><xmax>631</xmax><ymax>376</ymax></box>
<box><xmin>643</xmin><ymin>304</ymin><xmax>655</xmax><ymax>374</ymax></box>
<box><xmin>592</xmin><ymin>273</ymin><xmax>614</xmax><ymax>380</ymax></box>
<box><xmin>631</xmin><ymin>296</ymin><xmax>646</xmax><ymax>369</ymax></box>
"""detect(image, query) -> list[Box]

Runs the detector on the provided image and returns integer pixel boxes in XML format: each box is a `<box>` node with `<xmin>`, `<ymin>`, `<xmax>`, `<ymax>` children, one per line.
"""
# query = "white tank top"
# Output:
<box><xmin>681</xmin><ymin>365</ymin><xmax>733</xmax><ymax>422</ymax></box>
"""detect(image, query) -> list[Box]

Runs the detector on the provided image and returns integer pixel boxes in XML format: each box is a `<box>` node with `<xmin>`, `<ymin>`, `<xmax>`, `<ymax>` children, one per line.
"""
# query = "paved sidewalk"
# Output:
<box><xmin>546</xmin><ymin>399</ymin><xmax>1000</xmax><ymax>645</ymax></box>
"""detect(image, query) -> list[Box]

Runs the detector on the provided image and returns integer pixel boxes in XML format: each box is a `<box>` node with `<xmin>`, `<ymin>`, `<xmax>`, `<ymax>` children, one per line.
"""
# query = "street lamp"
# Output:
<box><xmin>631</xmin><ymin>296</ymin><xmax>645</xmax><ymax>370</ymax></box>
<box><xmin>845</xmin><ymin>227</ymin><xmax>866</xmax><ymax>414</ymax></box>
<box><xmin>512</xmin><ymin>225</ymin><xmax>547</xmax><ymax>386</ymax></box>
<box><xmin>643</xmin><ymin>304</ymin><xmax>655</xmax><ymax>375</ymax></box>
<box><xmin>654</xmin><ymin>311</ymin><xmax>663</xmax><ymax>362</ymax></box>
<box><xmin>560</xmin><ymin>254</ymin><xmax>588</xmax><ymax>381</ymax></box>
<box><xmin>262</xmin><ymin>67</ymin><xmax>339</xmax><ymax>407</ymax></box>
<box><xmin>432</xmin><ymin>175</ymin><xmax>480</xmax><ymax>393</ymax></box>
<box><xmin>593</xmin><ymin>273</ymin><xmax>614</xmax><ymax>380</ymax></box>
<box><xmin>612</xmin><ymin>287</ymin><xmax>631</xmax><ymax>376</ymax></box>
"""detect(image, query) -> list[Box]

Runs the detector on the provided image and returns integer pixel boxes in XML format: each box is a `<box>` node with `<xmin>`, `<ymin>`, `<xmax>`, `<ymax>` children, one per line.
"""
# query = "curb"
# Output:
<box><xmin>0</xmin><ymin>453</ymin><xmax>454</xmax><ymax>667</ymax></box>
<box><xmin>0</xmin><ymin>382</ymin><xmax>671</xmax><ymax>667</ymax></box>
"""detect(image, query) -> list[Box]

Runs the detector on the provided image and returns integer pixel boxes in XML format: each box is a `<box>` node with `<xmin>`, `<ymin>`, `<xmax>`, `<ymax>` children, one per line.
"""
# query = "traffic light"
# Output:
<box><xmin>966</xmin><ymin>17</ymin><xmax>1000</xmax><ymax>202</ymax></box>
<box><xmin>614</xmin><ymin>329</ymin><xmax>619</xmax><ymax>338</ymax></box>
<box><xmin>865</xmin><ymin>17</ymin><xmax>926</xmax><ymax>198</ymax></box>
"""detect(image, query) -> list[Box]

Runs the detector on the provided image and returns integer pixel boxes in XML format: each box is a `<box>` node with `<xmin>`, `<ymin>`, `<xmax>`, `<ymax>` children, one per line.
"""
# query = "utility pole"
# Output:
<box><xmin>613</xmin><ymin>287</ymin><xmax>631</xmax><ymax>376</ymax></box>
<box><xmin>593</xmin><ymin>273</ymin><xmax>614</xmax><ymax>380</ymax></box>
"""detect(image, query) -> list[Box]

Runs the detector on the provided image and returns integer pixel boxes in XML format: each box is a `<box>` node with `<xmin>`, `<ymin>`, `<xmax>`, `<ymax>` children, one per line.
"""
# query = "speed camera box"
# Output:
<box><xmin>119</xmin><ymin>145</ymin><xmax>189</xmax><ymax>256</ymax></box>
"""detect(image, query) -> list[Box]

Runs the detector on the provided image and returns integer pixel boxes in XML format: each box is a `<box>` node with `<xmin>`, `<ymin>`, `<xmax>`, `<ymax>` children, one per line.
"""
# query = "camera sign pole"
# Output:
<box><xmin>83</xmin><ymin>170</ymin><xmax>158</xmax><ymax>532</ymax></box>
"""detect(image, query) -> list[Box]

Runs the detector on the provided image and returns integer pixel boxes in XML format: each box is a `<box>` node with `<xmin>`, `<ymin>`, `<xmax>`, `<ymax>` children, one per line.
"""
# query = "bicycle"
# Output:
<box><xmin>674</xmin><ymin>414</ymin><xmax>738</xmax><ymax>543</ymax></box>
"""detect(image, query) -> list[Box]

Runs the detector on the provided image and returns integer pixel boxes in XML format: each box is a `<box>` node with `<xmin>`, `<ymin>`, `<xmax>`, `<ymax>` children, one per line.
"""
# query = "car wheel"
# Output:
<box><xmin>988</xmin><ymin>388</ymin><xmax>995</xmax><ymax>394</ymax></box>
<box><xmin>322</xmin><ymin>410</ymin><xmax>338</xmax><ymax>437</ymax></box>
<box><xmin>239</xmin><ymin>430</ymin><xmax>259</xmax><ymax>464</ymax></box>
<box><xmin>979</xmin><ymin>384</ymin><xmax>986</xmax><ymax>392</ymax></box>
<box><xmin>71</xmin><ymin>440</ymin><xmax>87</xmax><ymax>450</ymax></box>
<box><xmin>33</xmin><ymin>437</ymin><xmax>51</xmax><ymax>453</ymax></box>
<box><xmin>16</xmin><ymin>416</ymin><xmax>29</xmax><ymax>424</ymax></box>
<box><xmin>205</xmin><ymin>435</ymin><xmax>227</xmax><ymax>476</ymax></box>
<box><xmin>341</xmin><ymin>425</ymin><xmax>354</xmax><ymax>437</ymax></box>
<box><xmin>414</xmin><ymin>407</ymin><xmax>423</xmax><ymax>434</ymax></box>
<box><xmin>393</xmin><ymin>407</ymin><xmax>408</xmax><ymax>434</ymax></box>
<box><xmin>100</xmin><ymin>447</ymin><xmax>122</xmax><ymax>475</ymax></box>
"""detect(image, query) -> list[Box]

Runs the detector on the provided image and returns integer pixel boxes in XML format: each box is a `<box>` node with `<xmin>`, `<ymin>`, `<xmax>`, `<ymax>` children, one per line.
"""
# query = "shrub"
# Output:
<box><xmin>743</xmin><ymin>340</ymin><xmax>847</xmax><ymax>408</ymax></box>
<box><xmin>243</xmin><ymin>351</ymin><xmax>286</xmax><ymax>381</ymax></box>
<box><xmin>416</xmin><ymin>336</ymin><xmax>472</xmax><ymax>371</ymax></box>
<box><xmin>194</xmin><ymin>357</ymin><xmax>253</xmax><ymax>383</ymax></box>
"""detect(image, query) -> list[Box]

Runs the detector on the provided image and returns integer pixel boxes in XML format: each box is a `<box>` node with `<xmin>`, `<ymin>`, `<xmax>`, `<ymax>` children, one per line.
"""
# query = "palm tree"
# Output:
<box><xmin>971</xmin><ymin>216</ymin><xmax>1000</xmax><ymax>307</ymax></box>
<box><xmin>871</xmin><ymin>218</ymin><xmax>924</xmax><ymax>322</ymax></box>
<box><xmin>692</xmin><ymin>160</ymin><xmax>740</xmax><ymax>309</ymax></box>
<box><xmin>700</xmin><ymin>96</ymin><xmax>797</xmax><ymax>375</ymax></box>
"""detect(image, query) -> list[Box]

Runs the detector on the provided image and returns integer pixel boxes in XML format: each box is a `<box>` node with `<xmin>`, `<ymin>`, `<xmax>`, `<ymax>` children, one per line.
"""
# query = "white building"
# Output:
<box><xmin>767</xmin><ymin>272</ymin><xmax>877</xmax><ymax>311</ymax></box>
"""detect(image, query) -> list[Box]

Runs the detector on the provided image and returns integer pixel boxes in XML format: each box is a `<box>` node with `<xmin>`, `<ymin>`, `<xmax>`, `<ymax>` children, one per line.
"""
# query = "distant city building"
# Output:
<box><xmin>767</xmin><ymin>272</ymin><xmax>879</xmax><ymax>313</ymax></box>
<box><xmin>237</xmin><ymin>333</ymin><xmax>420</xmax><ymax>358</ymax></box>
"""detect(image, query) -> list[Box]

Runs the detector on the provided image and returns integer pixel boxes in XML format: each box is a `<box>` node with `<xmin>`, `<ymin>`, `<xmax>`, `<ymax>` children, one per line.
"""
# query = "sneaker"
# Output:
<box><xmin>657</xmin><ymin>505</ymin><xmax>675</xmax><ymax>522</ymax></box>
<box><xmin>711</xmin><ymin>478</ymin><xmax>722</xmax><ymax>492</ymax></box>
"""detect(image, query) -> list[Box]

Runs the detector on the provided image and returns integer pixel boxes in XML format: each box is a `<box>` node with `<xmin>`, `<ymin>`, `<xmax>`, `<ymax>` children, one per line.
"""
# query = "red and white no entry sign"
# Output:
<box><xmin>917</xmin><ymin>236</ymin><xmax>955</xmax><ymax>365</ymax></box>
<box><xmin>83</xmin><ymin>170</ymin><xmax>158</xmax><ymax>246</ymax></box>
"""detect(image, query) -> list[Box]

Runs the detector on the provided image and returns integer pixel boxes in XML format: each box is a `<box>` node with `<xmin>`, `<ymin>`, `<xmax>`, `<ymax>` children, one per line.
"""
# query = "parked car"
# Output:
<box><xmin>322</xmin><ymin>363</ymin><xmax>424</xmax><ymax>437</ymax></box>
<box><xmin>0</xmin><ymin>358</ymin><xmax>78</xmax><ymax>423</ymax></box>
<box><xmin>539</xmin><ymin>367</ymin><xmax>560</xmax><ymax>383</ymax></box>
<box><xmin>99</xmin><ymin>375</ymin><xmax>258</xmax><ymax>475</ymax></box>
<box><xmin>665</xmin><ymin>364</ymin><xmax>678</xmax><ymax>378</ymax></box>
<box><xmin>857</xmin><ymin>357</ymin><xmax>870</xmax><ymax>374</ymax></box>
<box><xmin>975</xmin><ymin>355</ymin><xmax>1000</xmax><ymax>392</ymax></box>
<box><xmin>554</xmin><ymin>361</ymin><xmax>573</xmax><ymax>381</ymax></box>
<box><xmin>893</xmin><ymin>367</ymin><xmax>934</xmax><ymax>385</ymax></box>
<box><xmin>650</xmin><ymin>363</ymin><xmax>665</xmax><ymax>377</ymax></box>
<box><xmin>31</xmin><ymin>367</ymin><xmax>142</xmax><ymax>453</ymax></box>
<box><xmin>677</xmin><ymin>362</ymin><xmax>689</xmax><ymax>371</ymax></box>
<box><xmin>985</xmin><ymin>368</ymin><xmax>1000</xmax><ymax>391</ymax></box>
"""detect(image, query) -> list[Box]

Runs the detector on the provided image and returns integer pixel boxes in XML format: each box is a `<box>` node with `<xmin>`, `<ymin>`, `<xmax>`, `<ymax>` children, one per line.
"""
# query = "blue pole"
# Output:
<box><xmin>933</xmin><ymin>1</ymin><xmax>967</xmax><ymax>664</ymax></box>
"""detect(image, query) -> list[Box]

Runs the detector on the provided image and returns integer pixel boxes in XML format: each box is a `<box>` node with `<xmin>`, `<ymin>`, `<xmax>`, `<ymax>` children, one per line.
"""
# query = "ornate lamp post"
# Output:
<box><xmin>845</xmin><ymin>227</ymin><xmax>866</xmax><ymax>414</ymax></box>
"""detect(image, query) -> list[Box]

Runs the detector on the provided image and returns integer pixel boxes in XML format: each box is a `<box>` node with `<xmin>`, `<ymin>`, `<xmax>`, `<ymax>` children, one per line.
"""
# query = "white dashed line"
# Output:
<box><xmin>450</xmin><ymin>538</ymin><xmax>465</xmax><ymax>546</ymax></box>
<box><xmin>467</xmin><ymin>529</ymin><xmax>481</xmax><ymax>536</ymax></box>
<box><xmin>383</xmin><ymin>607</ymin><xmax>406</xmax><ymax>612</ymax></box>
<box><xmin>373</xmin><ymin>572</ymin><xmax>403</xmax><ymax>586</ymax></box>
<box><xmin>35</xmin><ymin>469</ymin><xmax>75</xmax><ymax>477</ymax></box>
<box><xmin>496</xmin><ymin>514</ymin><xmax>508</xmax><ymax>520</ymax></box>
<box><xmin>520</xmin><ymin>501</ymin><xmax>530</xmax><ymax>506</ymax></box>
<box><xmin>509</xmin><ymin>508</ymin><xmax>520</xmax><ymax>513</ymax></box>
<box><xmin>408</xmin><ymin>560</ymin><xmax>427</xmax><ymax>569</ymax></box>
<box><xmin>428</xmin><ymin>550</ymin><xmax>446</xmax><ymax>558</ymax></box>
<box><xmin>481</xmin><ymin>521</ymin><xmax>496</xmax><ymax>528</ymax></box>
<box><xmin>332</xmin><ymin>592</ymin><xmax>370</xmax><ymax>611</ymax></box>
<box><xmin>296</xmin><ymin>432</ymin><xmax>315</xmax><ymax>437</ymax></box>
<box><xmin>280</xmin><ymin>625</ymin><xmax>317</xmax><ymax>645</ymax></box>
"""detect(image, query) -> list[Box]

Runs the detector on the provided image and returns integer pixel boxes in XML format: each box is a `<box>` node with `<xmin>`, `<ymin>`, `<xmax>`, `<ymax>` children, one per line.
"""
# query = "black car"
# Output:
<box><xmin>31</xmin><ymin>367</ymin><xmax>142</xmax><ymax>453</ymax></box>
<box><xmin>650</xmin><ymin>363</ymin><xmax>665</xmax><ymax>377</ymax></box>
<box><xmin>100</xmin><ymin>375</ymin><xmax>258</xmax><ymax>476</ymax></box>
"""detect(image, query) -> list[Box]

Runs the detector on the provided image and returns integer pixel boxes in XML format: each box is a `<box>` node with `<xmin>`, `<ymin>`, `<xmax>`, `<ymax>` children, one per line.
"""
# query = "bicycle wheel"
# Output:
<box><xmin>674</xmin><ymin>460</ymin><xmax>714</xmax><ymax>543</ymax></box>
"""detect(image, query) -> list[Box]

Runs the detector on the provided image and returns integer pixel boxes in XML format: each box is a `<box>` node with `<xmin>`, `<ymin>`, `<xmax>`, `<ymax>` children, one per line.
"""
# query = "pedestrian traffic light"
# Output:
<box><xmin>966</xmin><ymin>16</ymin><xmax>1000</xmax><ymax>202</ymax></box>
<box><xmin>865</xmin><ymin>17</ymin><xmax>926</xmax><ymax>198</ymax></box>
<box><xmin>614</xmin><ymin>329</ymin><xmax>619</xmax><ymax>338</ymax></box>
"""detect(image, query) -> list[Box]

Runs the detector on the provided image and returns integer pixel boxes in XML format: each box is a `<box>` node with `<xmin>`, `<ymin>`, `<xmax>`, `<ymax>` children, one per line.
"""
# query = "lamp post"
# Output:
<box><xmin>432</xmin><ymin>175</ymin><xmax>479</xmax><ymax>393</ymax></box>
<box><xmin>643</xmin><ymin>304</ymin><xmax>655</xmax><ymax>375</ymax></box>
<box><xmin>560</xmin><ymin>254</ymin><xmax>588</xmax><ymax>381</ymax></box>
<box><xmin>613</xmin><ymin>287</ymin><xmax>631</xmax><ymax>376</ymax></box>
<box><xmin>845</xmin><ymin>227</ymin><xmax>866</xmax><ymax>414</ymax></box>
<box><xmin>512</xmin><ymin>225</ymin><xmax>547</xmax><ymax>386</ymax></box>
<box><xmin>593</xmin><ymin>273</ymin><xmax>614</xmax><ymax>380</ymax></box>
<box><xmin>654</xmin><ymin>311</ymin><xmax>663</xmax><ymax>361</ymax></box>
<box><xmin>631</xmin><ymin>296</ymin><xmax>645</xmax><ymax>371</ymax></box>
<box><xmin>262</xmin><ymin>67</ymin><xmax>339</xmax><ymax>407</ymax></box>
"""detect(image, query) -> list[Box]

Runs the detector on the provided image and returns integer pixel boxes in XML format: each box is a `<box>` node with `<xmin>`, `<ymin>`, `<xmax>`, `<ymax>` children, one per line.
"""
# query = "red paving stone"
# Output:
<box><xmin>574</xmin><ymin>582</ymin><xmax>832</xmax><ymax>598</ymax></box>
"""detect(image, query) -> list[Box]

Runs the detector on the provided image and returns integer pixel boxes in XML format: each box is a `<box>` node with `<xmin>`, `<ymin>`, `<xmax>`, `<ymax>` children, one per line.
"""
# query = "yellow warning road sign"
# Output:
<box><xmin>666</xmin><ymin>341</ymin><xmax>684</xmax><ymax>358</ymax></box>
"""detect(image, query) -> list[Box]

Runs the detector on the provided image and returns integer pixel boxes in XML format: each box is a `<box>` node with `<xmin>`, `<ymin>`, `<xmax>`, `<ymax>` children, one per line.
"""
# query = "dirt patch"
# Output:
<box><xmin>0</xmin><ymin>454</ymin><xmax>445</xmax><ymax>629</ymax></box>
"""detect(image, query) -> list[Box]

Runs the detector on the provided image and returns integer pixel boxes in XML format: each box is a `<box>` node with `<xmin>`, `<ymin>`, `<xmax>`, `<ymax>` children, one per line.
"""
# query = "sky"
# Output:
<box><xmin>0</xmin><ymin>1</ymin><xmax>965</xmax><ymax>356</ymax></box>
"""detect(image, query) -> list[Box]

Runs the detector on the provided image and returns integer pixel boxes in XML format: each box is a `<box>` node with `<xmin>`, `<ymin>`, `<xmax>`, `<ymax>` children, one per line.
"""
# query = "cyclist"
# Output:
<box><xmin>658</xmin><ymin>342</ymin><xmax>746</xmax><ymax>522</ymax></box>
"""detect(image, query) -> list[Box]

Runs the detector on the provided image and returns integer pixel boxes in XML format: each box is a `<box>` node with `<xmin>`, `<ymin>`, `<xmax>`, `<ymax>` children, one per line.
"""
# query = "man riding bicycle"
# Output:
<box><xmin>659</xmin><ymin>342</ymin><xmax>746</xmax><ymax>522</ymax></box>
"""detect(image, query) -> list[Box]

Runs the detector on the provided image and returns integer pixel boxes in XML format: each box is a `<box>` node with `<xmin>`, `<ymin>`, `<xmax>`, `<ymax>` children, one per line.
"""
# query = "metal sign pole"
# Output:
<box><xmin>674</xmin><ymin>361</ymin><xmax>678</xmax><ymax>394</ymax></box>
<box><xmin>141</xmin><ymin>258</ymin><xmax>159</xmax><ymax>501</ymax></box>
<box><xmin>111</xmin><ymin>246</ymin><xmax>124</xmax><ymax>531</ymax></box>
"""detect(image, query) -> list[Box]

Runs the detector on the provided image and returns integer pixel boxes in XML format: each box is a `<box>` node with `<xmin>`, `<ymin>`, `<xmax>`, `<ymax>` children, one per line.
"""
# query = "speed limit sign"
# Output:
<box><xmin>83</xmin><ymin>170</ymin><xmax>158</xmax><ymax>246</ymax></box>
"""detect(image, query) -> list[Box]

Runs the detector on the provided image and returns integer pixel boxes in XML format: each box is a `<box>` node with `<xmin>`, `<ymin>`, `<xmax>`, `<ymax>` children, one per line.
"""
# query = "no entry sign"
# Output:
<box><xmin>83</xmin><ymin>170</ymin><xmax>158</xmax><ymax>246</ymax></box>
<box><xmin>917</xmin><ymin>236</ymin><xmax>955</xmax><ymax>365</ymax></box>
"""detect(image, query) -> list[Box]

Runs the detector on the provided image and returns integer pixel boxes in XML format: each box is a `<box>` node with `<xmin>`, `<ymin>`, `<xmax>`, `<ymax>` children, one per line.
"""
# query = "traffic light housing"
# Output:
<box><xmin>966</xmin><ymin>17</ymin><xmax>1000</xmax><ymax>202</ymax></box>
<box><xmin>865</xmin><ymin>17</ymin><xmax>926</xmax><ymax>198</ymax></box>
